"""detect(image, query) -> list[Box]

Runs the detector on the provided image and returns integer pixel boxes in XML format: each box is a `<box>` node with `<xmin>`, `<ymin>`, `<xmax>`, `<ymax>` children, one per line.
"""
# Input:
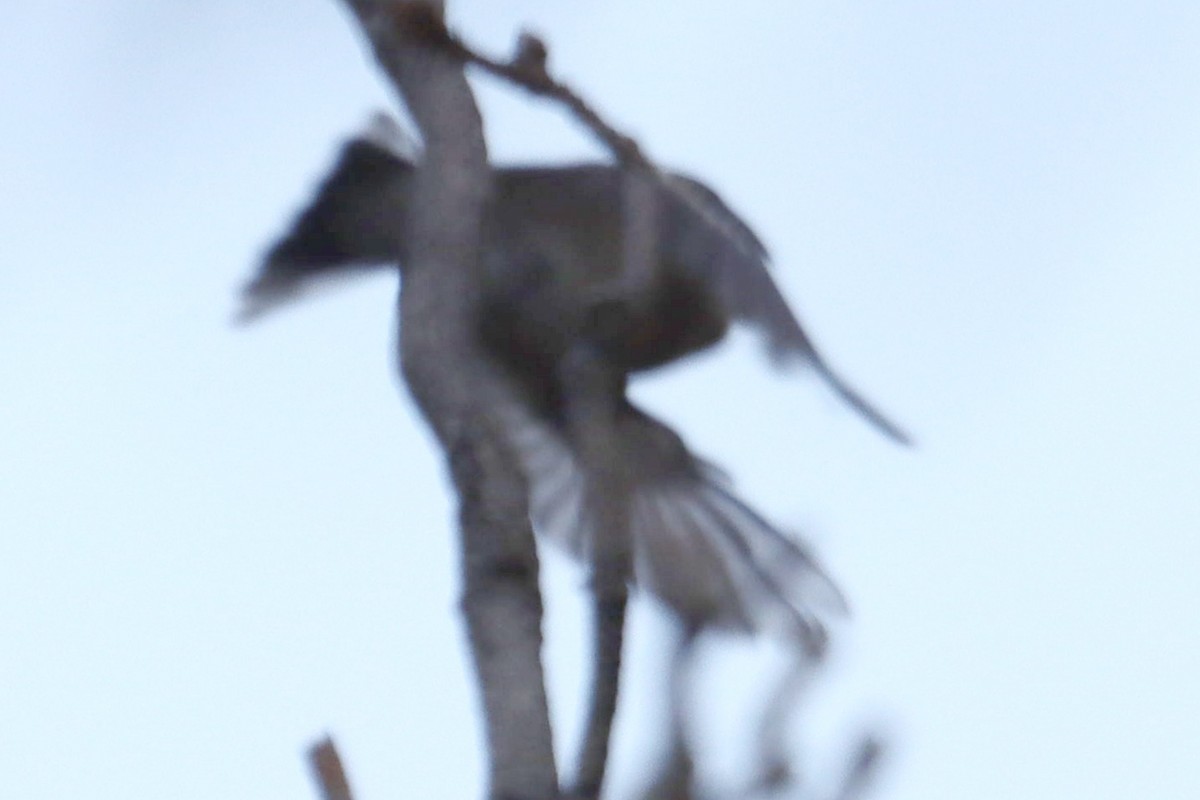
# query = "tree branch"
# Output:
<box><xmin>396</xmin><ymin>19</ymin><xmax>700</xmax><ymax>798</ymax></box>
<box><xmin>308</xmin><ymin>737</ymin><xmax>356</xmax><ymax>800</ymax></box>
<box><xmin>556</xmin><ymin>349</ymin><xmax>633</xmax><ymax>799</ymax></box>
<box><xmin>331</xmin><ymin>2</ymin><xmax>558</xmax><ymax>798</ymax></box>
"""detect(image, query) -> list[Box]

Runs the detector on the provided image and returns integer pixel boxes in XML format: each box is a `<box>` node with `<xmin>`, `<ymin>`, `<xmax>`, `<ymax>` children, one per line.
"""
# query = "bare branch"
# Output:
<box><xmin>308</xmin><ymin>737</ymin><xmax>356</xmax><ymax>800</ymax></box>
<box><xmin>330</xmin><ymin>2</ymin><xmax>558</xmax><ymax>798</ymax></box>
<box><xmin>556</xmin><ymin>348</ymin><xmax>634</xmax><ymax>799</ymax></box>
<box><xmin>417</xmin><ymin>26</ymin><xmax>651</xmax><ymax>170</ymax></box>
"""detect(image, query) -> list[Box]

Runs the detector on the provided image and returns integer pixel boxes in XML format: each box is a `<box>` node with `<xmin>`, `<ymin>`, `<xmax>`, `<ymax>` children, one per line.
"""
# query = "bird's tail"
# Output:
<box><xmin>236</xmin><ymin>114</ymin><xmax>416</xmax><ymax>323</ymax></box>
<box><xmin>501</xmin><ymin>400</ymin><xmax>846</xmax><ymax>645</ymax></box>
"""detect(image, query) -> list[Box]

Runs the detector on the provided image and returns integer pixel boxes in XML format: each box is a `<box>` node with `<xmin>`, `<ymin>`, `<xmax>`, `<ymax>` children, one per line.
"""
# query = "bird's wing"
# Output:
<box><xmin>662</xmin><ymin>175</ymin><xmax>911</xmax><ymax>444</ymax></box>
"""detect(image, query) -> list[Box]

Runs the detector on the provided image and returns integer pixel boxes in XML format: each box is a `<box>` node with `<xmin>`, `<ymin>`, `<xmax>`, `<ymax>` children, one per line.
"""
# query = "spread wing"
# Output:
<box><xmin>662</xmin><ymin>175</ymin><xmax>911</xmax><ymax>445</ymax></box>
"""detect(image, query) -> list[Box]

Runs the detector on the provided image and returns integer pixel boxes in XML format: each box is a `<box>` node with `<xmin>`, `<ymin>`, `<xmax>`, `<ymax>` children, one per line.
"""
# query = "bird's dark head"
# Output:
<box><xmin>235</xmin><ymin>113</ymin><xmax>418</xmax><ymax>324</ymax></box>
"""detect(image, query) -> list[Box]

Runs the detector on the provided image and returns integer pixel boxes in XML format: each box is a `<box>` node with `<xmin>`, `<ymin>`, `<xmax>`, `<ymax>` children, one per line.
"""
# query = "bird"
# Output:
<box><xmin>238</xmin><ymin>113</ymin><xmax>906</xmax><ymax>639</ymax></box>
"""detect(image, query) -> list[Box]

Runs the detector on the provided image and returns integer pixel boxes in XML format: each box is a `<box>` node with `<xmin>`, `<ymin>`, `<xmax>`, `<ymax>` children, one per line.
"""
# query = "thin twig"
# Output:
<box><xmin>556</xmin><ymin>345</ymin><xmax>637</xmax><ymax>798</ymax></box>
<box><xmin>426</xmin><ymin>26</ymin><xmax>652</xmax><ymax>170</ymax></box>
<box><xmin>404</xmin><ymin>14</ymin><xmax>771</xmax><ymax>273</ymax></box>
<box><xmin>308</xmin><ymin>737</ymin><xmax>356</xmax><ymax>800</ymax></box>
<box><xmin>571</xmin><ymin>589</ymin><xmax>628</xmax><ymax>798</ymax></box>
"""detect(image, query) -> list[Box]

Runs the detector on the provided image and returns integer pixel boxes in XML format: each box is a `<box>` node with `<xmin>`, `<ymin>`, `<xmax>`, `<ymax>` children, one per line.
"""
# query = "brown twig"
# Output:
<box><xmin>308</xmin><ymin>737</ymin><xmax>356</xmax><ymax>800</ymax></box>
<box><xmin>441</xmin><ymin>29</ymin><xmax>651</xmax><ymax>170</ymax></box>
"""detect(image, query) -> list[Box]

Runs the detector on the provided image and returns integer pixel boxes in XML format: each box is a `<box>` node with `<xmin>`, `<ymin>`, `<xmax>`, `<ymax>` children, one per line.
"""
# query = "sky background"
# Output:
<box><xmin>3</xmin><ymin>2</ymin><xmax>1198</xmax><ymax>798</ymax></box>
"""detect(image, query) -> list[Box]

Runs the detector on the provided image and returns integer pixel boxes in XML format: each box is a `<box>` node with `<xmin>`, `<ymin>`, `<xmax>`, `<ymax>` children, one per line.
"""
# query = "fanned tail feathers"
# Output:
<box><xmin>504</xmin><ymin>404</ymin><xmax>845</xmax><ymax>646</ymax></box>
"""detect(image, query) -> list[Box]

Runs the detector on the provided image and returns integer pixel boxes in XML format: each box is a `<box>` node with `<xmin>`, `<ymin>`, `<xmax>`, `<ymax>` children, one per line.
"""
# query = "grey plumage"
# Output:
<box><xmin>240</xmin><ymin>113</ymin><xmax>899</xmax><ymax>637</ymax></box>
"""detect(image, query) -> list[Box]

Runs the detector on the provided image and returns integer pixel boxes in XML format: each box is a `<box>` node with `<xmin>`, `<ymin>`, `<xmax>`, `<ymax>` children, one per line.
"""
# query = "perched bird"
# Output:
<box><xmin>239</xmin><ymin>114</ymin><xmax>905</xmax><ymax>638</ymax></box>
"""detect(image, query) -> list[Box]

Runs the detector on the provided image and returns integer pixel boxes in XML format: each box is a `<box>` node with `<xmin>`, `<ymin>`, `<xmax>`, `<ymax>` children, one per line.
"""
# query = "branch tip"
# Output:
<box><xmin>307</xmin><ymin>736</ymin><xmax>355</xmax><ymax>800</ymax></box>
<box><xmin>512</xmin><ymin>31</ymin><xmax>549</xmax><ymax>77</ymax></box>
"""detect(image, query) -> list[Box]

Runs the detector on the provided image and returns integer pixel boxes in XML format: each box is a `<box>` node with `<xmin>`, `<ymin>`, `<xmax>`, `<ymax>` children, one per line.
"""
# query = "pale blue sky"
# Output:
<box><xmin>2</xmin><ymin>3</ymin><xmax>1198</xmax><ymax>799</ymax></box>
